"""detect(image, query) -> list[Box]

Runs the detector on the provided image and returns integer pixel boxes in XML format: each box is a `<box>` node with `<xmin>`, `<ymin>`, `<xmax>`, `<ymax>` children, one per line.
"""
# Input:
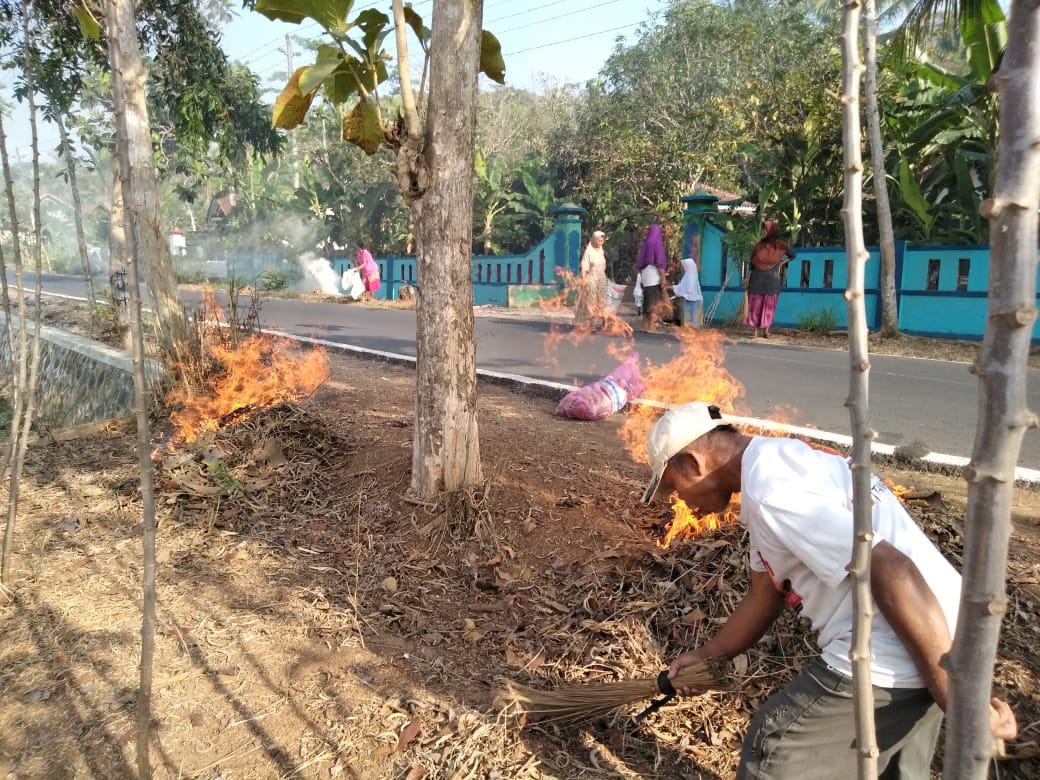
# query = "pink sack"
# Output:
<box><xmin>555</xmin><ymin>353</ymin><xmax>644</xmax><ymax>421</ymax></box>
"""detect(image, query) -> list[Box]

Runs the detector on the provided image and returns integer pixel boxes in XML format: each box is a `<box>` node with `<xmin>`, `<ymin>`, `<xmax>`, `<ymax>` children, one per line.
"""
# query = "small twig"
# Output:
<box><xmin>187</xmin><ymin>739</ymin><xmax>264</xmax><ymax>775</ymax></box>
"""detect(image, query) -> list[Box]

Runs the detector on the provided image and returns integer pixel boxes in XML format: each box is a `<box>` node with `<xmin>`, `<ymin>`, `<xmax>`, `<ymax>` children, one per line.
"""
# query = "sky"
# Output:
<box><xmin>1</xmin><ymin>0</ymin><xmax>668</xmax><ymax>156</ymax></box>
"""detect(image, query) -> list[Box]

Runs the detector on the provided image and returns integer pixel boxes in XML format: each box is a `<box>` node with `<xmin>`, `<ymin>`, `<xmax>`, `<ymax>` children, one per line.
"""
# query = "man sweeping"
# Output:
<box><xmin>640</xmin><ymin>402</ymin><xmax>1018</xmax><ymax>778</ymax></box>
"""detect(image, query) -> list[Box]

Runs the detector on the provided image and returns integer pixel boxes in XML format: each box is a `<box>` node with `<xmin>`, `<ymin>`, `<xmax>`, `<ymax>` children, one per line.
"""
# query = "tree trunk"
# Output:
<box><xmin>56</xmin><ymin>115</ymin><xmax>99</xmax><ymax>313</ymax></box>
<box><xmin>105</xmin><ymin>0</ymin><xmax>189</xmax><ymax>363</ymax></box>
<box><xmin>410</xmin><ymin>0</ymin><xmax>483</xmax><ymax>497</ymax></box>
<box><xmin>943</xmin><ymin>2</ymin><xmax>1040</xmax><ymax>777</ymax></box>
<box><xmin>1</xmin><ymin>6</ymin><xmax>45</xmax><ymax>589</ymax></box>
<box><xmin>0</xmin><ymin>104</ymin><xmax>32</xmax><ymax>588</ymax></box>
<box><xmin>839</xmin><ymin>2</ymin><xmax>880</xmax><ymax>777</ymax></box>
<box><xmin>864</xmin><ymin>0</ymin><xmax>899</xmax><ymax>337</ymax></box>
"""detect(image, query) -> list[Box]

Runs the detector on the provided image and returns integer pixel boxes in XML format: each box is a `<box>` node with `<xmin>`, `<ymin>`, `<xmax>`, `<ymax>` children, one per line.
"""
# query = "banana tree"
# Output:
<box><xmin>886</xmin><ymin>1</ymin><xmax>1005</xmax><ymax>243</ymax></box>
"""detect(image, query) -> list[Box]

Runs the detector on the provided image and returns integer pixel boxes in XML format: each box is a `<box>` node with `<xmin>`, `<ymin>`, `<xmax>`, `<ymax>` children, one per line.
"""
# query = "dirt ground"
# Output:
<box><xmin>2</xmin><ymin>295</ymin><xmax>1040</xmax><ymax>779</ymax></box>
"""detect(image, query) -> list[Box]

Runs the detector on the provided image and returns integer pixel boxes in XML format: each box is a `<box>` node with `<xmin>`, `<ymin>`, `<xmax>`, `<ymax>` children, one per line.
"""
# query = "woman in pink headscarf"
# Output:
<box><xmin>636</xmin><ymin>223</ymin><xmax>669</xmax><ymax>333</ymax></box>
<box><xmin>744</xmin><ymin>220</ymin><xmax>795</xmax><ymax>338</ymax></box>
<box><xmin>355</xmin><ymin>240</ymin><xmax>381</xmax><ymax>301</ymax></box>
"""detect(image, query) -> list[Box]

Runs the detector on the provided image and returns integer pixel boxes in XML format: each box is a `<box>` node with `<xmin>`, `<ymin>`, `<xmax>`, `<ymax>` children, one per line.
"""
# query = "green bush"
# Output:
<box><xmin>175</xmin><ymin>269</ymin><xmax>207</xmax><ymax>284</ymax></box>
<box><xmin>797</xmin><ymin>307</ymin><xmax>840</xmax><ymax>334</ymax></box>
<box><xmin>259</xmin><ymin>268</ymin><xmax>292</xmax><ymax>290</ymax></box>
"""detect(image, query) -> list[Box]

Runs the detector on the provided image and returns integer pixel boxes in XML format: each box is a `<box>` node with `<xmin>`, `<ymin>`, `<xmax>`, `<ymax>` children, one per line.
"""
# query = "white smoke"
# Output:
<box><xmin>297</xmin><ymin>251</ymin><xmax>342</xmax><ymax>295</ymax></box>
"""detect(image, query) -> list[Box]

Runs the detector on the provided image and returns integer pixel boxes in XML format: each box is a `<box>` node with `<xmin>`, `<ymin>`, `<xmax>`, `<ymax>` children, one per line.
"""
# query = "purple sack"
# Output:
<box><xmin>555</xmin><ymin>353</ymin><xmax>645</xmax><ymax>421</ymax></box>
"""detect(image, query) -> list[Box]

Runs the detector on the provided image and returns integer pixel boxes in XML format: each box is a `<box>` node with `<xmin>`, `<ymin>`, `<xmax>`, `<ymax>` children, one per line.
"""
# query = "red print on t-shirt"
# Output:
<box><xmin>757</xmin><ymin>552</ymin><xmax>804</xmax><ymax>612</ymax></box>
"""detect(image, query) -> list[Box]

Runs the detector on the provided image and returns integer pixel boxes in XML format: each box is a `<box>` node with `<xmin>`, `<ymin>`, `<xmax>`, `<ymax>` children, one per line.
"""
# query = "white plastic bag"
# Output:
<box><xmin>341</xmin><ymin>267</ymin><xmax>365</xmax><ymax>300</ymax></box>
<box><xmin>606</xmin><ymin>281</ymin><xmax>626</xmax><ymax>311</ymax></box>
<box><xmin>633</xmin><ymin>275</ymin><xmax>643</xmax><ymax>314</ymax></box>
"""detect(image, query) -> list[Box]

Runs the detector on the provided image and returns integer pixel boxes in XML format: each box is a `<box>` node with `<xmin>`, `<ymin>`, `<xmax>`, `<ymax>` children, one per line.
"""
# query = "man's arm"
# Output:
<box><xmin>669</xmin><ymin>569</ymin><xmax>784</xmax><ymax>695</ymax></box>
<box><xmin>871</xmin><ymin>541</ymin><xmax>952</xmax><ymax>707</ymax></box>
<box><xmin>871</xmin><ymin>541</ymin><xmax>1018</xmax><ymax>740</ymax></box>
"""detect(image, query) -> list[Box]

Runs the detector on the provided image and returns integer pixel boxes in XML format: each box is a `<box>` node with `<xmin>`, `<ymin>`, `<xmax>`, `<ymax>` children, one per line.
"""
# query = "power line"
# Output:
<box><xmin>497</xmin><ymin>0</ymin><xmax>635</xmax><ymax>36</ymax></box>
<box><xmin>506</xmin><ymin>19</ymin><xmax>645</xmax><ymax>55</ymax></box>
<box><xmin>486</xmin><ymin>0</ymin><xmax>571</xmax><ymax>26</ymax></box>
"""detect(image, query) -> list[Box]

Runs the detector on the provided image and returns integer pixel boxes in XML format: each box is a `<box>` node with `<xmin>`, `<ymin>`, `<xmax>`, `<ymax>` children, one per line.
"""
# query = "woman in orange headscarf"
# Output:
<box><xmin>744</xmin><ymin>220</ymin><xmax>796</xmax><ymax>338</ymax></box>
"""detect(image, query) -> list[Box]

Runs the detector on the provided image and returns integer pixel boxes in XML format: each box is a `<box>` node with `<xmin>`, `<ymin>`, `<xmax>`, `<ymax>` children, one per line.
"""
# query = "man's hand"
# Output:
<box><xmin>668</xmin><ymin>650</ymin><xmax>710</xmax><ymax>697</ymax></box>
<box><xmin>991</xmin><ymin>697</ymin><xmax>1018</xmax><ymax>741</ymax></box>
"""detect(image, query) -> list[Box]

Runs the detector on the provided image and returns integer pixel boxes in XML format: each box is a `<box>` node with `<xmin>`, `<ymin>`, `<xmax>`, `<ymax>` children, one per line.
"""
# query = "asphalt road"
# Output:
<box><xmin>21</xmin><ymin>272</ymin><xmax>1040</xmax><ymax>471</ymax></box>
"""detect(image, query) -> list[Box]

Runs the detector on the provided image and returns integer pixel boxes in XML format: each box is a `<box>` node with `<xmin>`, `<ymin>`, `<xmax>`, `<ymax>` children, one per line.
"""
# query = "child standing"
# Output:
<box><xmin>673</xmin><ymin>255</ymin><xmax>703</xmax><ymax>327</ymax></box>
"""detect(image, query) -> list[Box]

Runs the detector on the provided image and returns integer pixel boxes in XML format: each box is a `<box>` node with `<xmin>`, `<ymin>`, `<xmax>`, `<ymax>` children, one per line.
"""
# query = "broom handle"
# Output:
<box><xmin>634</xmin><ymin>671</ymin><xmax>677</xmax><ymax>723</ymax></box>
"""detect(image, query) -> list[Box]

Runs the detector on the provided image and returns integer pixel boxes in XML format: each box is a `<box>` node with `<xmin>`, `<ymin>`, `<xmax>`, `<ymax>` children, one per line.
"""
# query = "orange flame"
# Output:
<box><xmin>660</xmin><ymin>496</ymin><xmax>742</xmax><ymax>547</ymax></box>
<box><xmin>166</xmin><ymin>334</ymin><xmax>330</xmax><ymax>444</ymax></box>
<box><xmin>618</xmin><ymin>327</ymin><xmax>747</xmax><ymax>466</ymax></box>
<box><xmin>540</xmin><ymin>270</ymin><xmax>636</xmax><ymax>366</ymax></box>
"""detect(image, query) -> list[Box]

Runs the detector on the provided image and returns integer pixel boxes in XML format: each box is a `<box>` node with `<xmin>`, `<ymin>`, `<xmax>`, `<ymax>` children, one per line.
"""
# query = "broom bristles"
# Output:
<box><xmin>501</xmin><ymin>656</ymin><xmax>732</xmax><ymax>724</ymax></box>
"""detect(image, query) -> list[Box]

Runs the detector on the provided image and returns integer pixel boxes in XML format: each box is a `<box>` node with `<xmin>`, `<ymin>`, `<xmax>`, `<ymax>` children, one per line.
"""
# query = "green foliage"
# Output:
<box><xmin>175</xmin><ymin>268</ymin><xmax>208</xmax><ymax>284</ymax></box>
<box><xmin>259</xmin><ymin>267</ymin><xmax>293</xmax><ymax>290</ymax></box>
<box><xmin>258</xmin><ymin>0</ymin><xmax>504</xmax><ymax>155</ymax></box>
<box><xmin>547</xmin><ymin>0</ymin><xmax>844</xmax><ymax>247</ymax></box>
<box><xmin>203</xmin><ymin>459</ymin><xmax>243</xmax><ymax>497</ymax></box>
<box><xmin>878</xmin><ymin>1</ymin><xmax>1005</xmax><ymax>244</ymax></box>
<box><xmin>798</xmin><ymin>306</ymin><xmax>841</xmax><ymax>334</ymax></box>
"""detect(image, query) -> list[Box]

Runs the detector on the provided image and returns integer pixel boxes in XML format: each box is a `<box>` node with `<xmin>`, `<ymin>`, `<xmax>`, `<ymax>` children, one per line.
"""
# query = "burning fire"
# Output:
<box><xmin>539</xmin><ymin>269</ymin><xmax>635</xmax><ymax>367</ymax></box>
<box><xmin>166</xmin><ymin>333</ymin><xmax>330</xmax><ymax>445</ymax></box>
<box><xmin>618</xmin><ymin>327</ymin><xmax>747</xmax><ymax>466</ymax></box>
<box><xmin>660</xmin><ymin>496</ymin><xmax>742</xmax><ymax>548</ymax></box>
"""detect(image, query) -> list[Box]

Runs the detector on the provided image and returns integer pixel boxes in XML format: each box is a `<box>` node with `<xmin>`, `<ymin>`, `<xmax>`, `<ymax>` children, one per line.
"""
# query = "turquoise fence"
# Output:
<box><xmin>331</xmin><ymin>204</ymin><xmax>587</xmax><ymax>307</ymax></box>
<box><xmin>681</xmin><ymin>192</ymin><xmax>1040</xmax><ymax>341</ymax></box>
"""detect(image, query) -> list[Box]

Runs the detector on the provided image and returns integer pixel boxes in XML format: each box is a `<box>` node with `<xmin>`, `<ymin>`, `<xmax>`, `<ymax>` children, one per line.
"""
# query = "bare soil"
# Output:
<box><xmin>2</xmin><ymin>296</ymin><xmax>1039</xmax><ymax>779</ymax></box>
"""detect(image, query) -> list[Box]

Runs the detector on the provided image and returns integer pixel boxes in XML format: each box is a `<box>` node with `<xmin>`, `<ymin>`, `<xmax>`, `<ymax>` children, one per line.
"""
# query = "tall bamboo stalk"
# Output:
<box><xmin>839</xmin><ymin>1</ymin><xmax>879</xmax><ymax>777</ymax></box>
<box><xmin>1</xmin><ymin>2</ymin><xmax>45</xmax><ymax>589</ymax></box>
<box><xmin>106</xmin><ymin>1</ymin><xmax>158</xmax><ymax>776</ymax></box>
<box><xmin>943</xmin><ymin>1</ymin><xmax>1040</xmax><ymax>777</ymax></box>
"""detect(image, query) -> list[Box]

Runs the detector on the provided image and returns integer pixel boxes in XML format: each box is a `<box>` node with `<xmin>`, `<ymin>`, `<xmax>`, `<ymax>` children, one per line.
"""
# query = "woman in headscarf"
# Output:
<box><xmin>574</xmin><ymin>229</ymin><xmax>608</xmax><ymax>330</ymax></box>
<box><xmin>636</xmin><ymin>223</ymin><xmax>669</xmax><ymax>333</ymax></box>
<box><xmin>744</xmin><ymin>220</ymin><xmax>796</xmax><ymax>338</ymax></box>
<box><xmin>355</xmin><ymin>240</ymin><xmax>381</xmax><ymax>302</ymax></box>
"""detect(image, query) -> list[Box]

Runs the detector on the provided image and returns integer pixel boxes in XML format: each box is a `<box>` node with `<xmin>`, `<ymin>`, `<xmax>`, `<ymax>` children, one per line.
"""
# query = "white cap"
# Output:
<box><xmin>641</xmin><ymin>402</ymin><xmax>729</xmax><ymax>503</ymax></box>
<box><xmin>592</xmin><ymin>230</ymin><xmax>606</xmax><ymax>239</ymax></box>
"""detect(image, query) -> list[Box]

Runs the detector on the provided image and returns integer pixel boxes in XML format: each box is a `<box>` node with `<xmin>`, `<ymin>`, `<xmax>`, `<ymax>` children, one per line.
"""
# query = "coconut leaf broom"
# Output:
<box><xmin>501</xmin><ymin>656</ymin><xmax>732</xmax><ymax>724</ymax></box>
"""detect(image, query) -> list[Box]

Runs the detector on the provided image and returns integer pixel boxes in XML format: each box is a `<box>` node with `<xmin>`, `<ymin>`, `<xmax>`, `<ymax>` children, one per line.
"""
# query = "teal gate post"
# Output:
<box><xmin>681</xmin><ymin>190</ymin><xmax>721</xmax><ymax>266</ymax></box>
<box><xmin>548</xmin><ymin>203</ymin><xmax>587</xmax><ymax>278</ymax></box>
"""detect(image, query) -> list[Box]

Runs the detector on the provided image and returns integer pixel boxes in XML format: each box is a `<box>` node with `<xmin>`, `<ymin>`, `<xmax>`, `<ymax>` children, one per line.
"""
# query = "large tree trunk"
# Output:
<box><xmin>105</xmin><ymin>0</ymin><xmax>189</xmax><ymax>363</ymax></box>
<box><xmin>839</xmin><ymin>2</ymin><xmax>880</xmax><ymax>777</ymax></box>
<box><xmin>943</xmin><ymin>2</ymin><xmax>1040</xmax><ymax>777</ymax></box>
<box><xmin>56</xmin><ymin>115</ymin><xmax>98</xmax><ymax>313</ymax></box>
<box><xmin>864</xmin><ymin>0</ymin><xmax>899</xmax><ymax>337</ymax></box>
<box><xmin>410</xmin><ymin>0</ymin><xmax>483</xmax><ymax>497</ymax></box>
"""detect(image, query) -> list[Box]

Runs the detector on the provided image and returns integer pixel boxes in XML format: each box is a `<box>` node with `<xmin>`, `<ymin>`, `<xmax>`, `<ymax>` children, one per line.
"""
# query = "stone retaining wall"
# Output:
<box><xmin>0</xmin><ymin>316</ymin><xmax>161</xmax><ymax>430</ymax></box>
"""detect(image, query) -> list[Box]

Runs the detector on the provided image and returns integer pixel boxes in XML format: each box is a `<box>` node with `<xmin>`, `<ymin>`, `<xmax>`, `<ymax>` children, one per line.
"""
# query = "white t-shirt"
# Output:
<box><xmin>672</xmin><ymin>257</ymin><xmax>702</xmax><ymax>302</ymax></box>
<box><xmin>742</xmin><ymin>437</ymin><xmax>961</xmax><ymax>688</ymax></box>
<box><xmin>639</xmin><ymin>264</ymin><xmax>662</xmax><ymax>287</ymax></box>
